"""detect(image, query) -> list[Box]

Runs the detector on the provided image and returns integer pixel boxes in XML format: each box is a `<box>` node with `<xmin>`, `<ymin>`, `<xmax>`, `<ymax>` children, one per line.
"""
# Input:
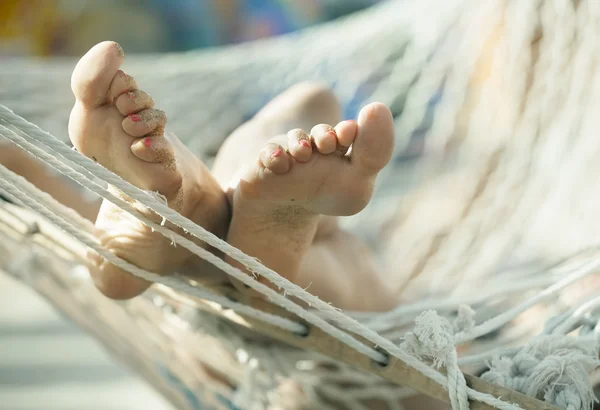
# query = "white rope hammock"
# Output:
<box><xmin>1</xmin><ymin>0</ymin><xmax>600</xmax><ymax>409</ymax></box>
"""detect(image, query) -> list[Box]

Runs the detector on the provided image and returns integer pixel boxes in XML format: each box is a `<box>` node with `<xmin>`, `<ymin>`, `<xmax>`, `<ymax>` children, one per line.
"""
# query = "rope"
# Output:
<box><xmin>0</xmin><ymin>168</ymin><xmax>307</xmax><ymax>335</ymax></box>
<box><xmin>454</xmin><ymin>257</ymin><xmax>600</xmax><ymax>344</ymax></box>
<box><xmin>552</xmin><ymin>295</ymin><xmax>600</xmax><ymax>336</ymax></box>
<box><xmin>0</xmin><ymin>108</ymin><xmax>530</xmax><ymax>410</ymax></box>
<box><xmin>2</xmin><ymin>1</ymin><xmax>600</xmax><ymax>407</ymax></box>
<box><xmin>0</xmin><ymin>116</ymin><xmax>390</xmax><ymax>363</ymax></box>
<box><xmin>401</xmin><ymin>310</ymin><xmax>470</xmax><ymax>409</ymax></box>
<box><xmin>480</xmin><ymin>335</ymin><xmax>598</xmax><ymax>410</ymax></box>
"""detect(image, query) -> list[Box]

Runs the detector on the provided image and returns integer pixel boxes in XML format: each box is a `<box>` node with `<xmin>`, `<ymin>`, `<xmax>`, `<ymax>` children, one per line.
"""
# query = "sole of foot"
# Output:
<box><xmin>68</xmin><ymin>41</ymin><xmax>228</xmax><ymax>299</ymax></box>
<box><xmin>227</xmin><ymin>103</ymin><xmax>394</xmax><ymax>288</ymax></box>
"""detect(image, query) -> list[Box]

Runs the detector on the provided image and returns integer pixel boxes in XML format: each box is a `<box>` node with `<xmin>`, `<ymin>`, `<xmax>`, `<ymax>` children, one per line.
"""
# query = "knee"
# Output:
<box><xmin>256</xmin><ymin>82</ymin><xmax>342</xmax><ymax>130</ymax></box>
<box><xmin>287</xmin><ymin>81</ymin><xmax>336</xmax><ymax>103</ymax></box>
<box><xmin>288</xmin><ymin>82</ymin><xmax>342</xmax><ymax>125</ymax></box>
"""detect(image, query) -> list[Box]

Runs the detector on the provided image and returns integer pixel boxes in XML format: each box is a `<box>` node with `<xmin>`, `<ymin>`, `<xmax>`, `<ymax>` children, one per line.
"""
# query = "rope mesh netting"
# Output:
<box><xmin>1</xmin><ymin>1</ymin><xmax>600</xmax><ymax>409</ymax></box>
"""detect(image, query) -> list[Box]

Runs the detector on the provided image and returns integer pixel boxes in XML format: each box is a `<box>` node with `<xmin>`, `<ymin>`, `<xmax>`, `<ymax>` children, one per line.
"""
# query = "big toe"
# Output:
<box><xmin>351</xmin><ymin>103</ymin><xmax>395</xmax><ymax>175</ymax></box>
<box><xmin>68</xmin><ymin>42</ymin><xmax>178</xmax><ymax>195</ymax></box>
<box><xmin>71</xmin><ymin>41</ymin><xmax>124</xmax><ymax>108</ymax></box>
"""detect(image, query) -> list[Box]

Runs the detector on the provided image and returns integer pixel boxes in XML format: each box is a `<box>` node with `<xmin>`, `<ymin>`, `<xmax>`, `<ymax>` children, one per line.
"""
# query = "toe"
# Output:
<box><xmin>351</xmin><ymin>103</ymin><xmax>395</xmax><ymax>175</ymax></box>
<box><xmin>115</xmin><ymin>89</ymin><xmax>155</xmax><ymax>116</ymax></box>
<box><xmin>259</xmin><ymin>143</ymin><xmax>291</xmax><ymax>174</ymax></box>
<box><xmin>130</xmin><ymin>136</ymin><xmax>176</xmax><ymax>165</ymax></box>
<box><xmin>109</xmin><ymin>70</ymin><xmax>138</xmax><ymax>103</ymax></box>
<box><xmin>287</xmin><ymin>128</ymin><xmax>313</xmax><ymax>163</ymax></box>
<box><xmin>310</xmin><ymin>124</ymin><xmax>338</xmax><ymax>154</ymax></box>
<box><xmin>122</xmin><ymin>109</ymin><xmax>167</xmax><ymax>137</ymax></box>
<box><xmin>71</xmin><ymin>41</ymin><xmax>124</xmax><ymax>107</ymax></box>
<box><xmin>334</xmin><ymin>120</ymin><xmax>358</xmax><ymax>154</ymax></box>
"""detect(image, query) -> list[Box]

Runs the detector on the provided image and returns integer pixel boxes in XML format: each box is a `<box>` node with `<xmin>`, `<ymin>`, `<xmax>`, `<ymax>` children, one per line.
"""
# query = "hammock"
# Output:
<box><xmin>1</xmin><ymin>0</ymin><xmax>599</xmax><ymax>409</ymax></box>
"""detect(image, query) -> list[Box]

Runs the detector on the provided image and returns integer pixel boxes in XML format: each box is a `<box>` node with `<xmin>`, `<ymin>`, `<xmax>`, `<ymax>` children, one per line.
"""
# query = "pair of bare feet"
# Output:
<box><xmin>70</xmin><ymin>41</ymin><xmax>396</xmax><ymax>311</ymax></box>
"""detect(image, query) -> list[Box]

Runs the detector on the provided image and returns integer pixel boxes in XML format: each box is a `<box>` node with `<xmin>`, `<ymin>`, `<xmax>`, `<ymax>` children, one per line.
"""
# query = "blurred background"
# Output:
<box><xmin>0</xmin><ymin>0</ymin><xmax>381</xmax><ymax>57</ymax></box>
<box><xmin>0</xmin><ymin>2</ymin><xmax>383</xmax><ymax>410</ymax></box>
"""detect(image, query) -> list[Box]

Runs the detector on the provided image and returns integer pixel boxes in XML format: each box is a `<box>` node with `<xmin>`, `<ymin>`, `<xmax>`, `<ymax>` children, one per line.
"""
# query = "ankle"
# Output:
<box><xmin>226</xmin><ymin>209</ymin><xmax>319</xmax><ymax>278</ymax></box>
<box><xmin>195</xmin><ymin>182</ymin><xmax>231</xmax><ymax>240</ymax></box>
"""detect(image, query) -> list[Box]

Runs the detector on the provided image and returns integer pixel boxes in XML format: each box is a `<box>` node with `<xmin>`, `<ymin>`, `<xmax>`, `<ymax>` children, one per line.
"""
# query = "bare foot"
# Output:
<box><xmin>68</xmin><ymin>41</ymin><xmax>229</xmax><ymax>299</ymax></box>
<box><xmin>227</xmin><ymin>103</ymin><xmax>395</xmax><ymax>306</ymax></box>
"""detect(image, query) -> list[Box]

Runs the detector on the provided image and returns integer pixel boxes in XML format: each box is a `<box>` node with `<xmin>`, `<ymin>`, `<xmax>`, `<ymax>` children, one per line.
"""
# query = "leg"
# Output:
<box><xmin>211</xmin><ymin>81</ymin><xmax>343</xmax><ymax>189</ymax></box>
<box><xmin>0</xmin><ymin>142</ymin><xmax>101</xmax><ymax>221</ymax></box>
<box><xmin>68</xmin><ymin>41</ymin><xmax>230</xmax><ymax>299</ymax></box>
<box><xmin>211</xmin><ymin>85</ymin><xmax>397</xmax><ymax>311</ymax></box>
<box><xmin>228</xmin><ymin>105</ymin><xmax>395</xmax><ymax>311</ymax></box>
<box><xmin>67</xmin><ymin>41</ymin><xmax>393</xmax><ymax>311</ymax></box>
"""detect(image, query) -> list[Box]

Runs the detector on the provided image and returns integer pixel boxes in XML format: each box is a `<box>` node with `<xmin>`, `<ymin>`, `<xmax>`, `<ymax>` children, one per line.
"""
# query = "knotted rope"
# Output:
<box><xmin>402</xmin><ymin>309</ymin><xmax>470</xmax><ymax>410</ymax></box>
<box><xmin>481</xmin><ymin>336</ymin><xmax>598</xmax><ymax>410</ymax></box>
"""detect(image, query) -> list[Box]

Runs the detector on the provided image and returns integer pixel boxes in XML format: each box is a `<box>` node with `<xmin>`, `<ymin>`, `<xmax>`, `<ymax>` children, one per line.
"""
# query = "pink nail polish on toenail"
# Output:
<box><xmin>130</xmin><ymin>114</ymin><xmax>142</xmax><ymax>123</ymax></box>
<box><xmin>299</xmin><ymin>139</ymin><xmax>311</xmax><ymax>148</ymax></box>
<box><xmin>143</xmin><ymin>137</ymin><xmax>152</xmax><ymax>147</ymax></box>
<box><xmin>272</xmin><ymin>148</ymin><xmax>283</xmax><ymax>158</ymax></box>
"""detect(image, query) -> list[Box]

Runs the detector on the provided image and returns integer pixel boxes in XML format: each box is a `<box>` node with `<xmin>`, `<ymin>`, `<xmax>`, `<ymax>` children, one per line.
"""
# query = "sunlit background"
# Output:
<box><xmin>1</xmin><ymin>0</ymin><xmax>381</xmax><ymax>56</ymax></box>
<box><xmin>0</xmin><ymin>1</ymin><xmax>381</xmax><ymax>410</ymax></box>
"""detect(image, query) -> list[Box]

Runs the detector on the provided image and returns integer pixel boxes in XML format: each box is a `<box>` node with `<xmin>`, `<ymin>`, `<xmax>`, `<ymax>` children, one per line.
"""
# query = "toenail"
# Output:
<box><xmin>115</xmin><ymin>43</ymin><xmax>124</xmax><ymax>58</ymax></box>
<box><xmin>271</xmin><ymin>148</ymin><xmax>283</xmax><ymax>158</ymax></box>
<box><xmin>299</xmin><ymin>139</ymin><xmax>311</xmax><ymax>148</ymax></box>
<box><xmin>130</xmin><ymin>114</ymin><xmax>142</xmax><ymax>123</ymax></box>
<box><xmin>119</xmin><ymin>70</ymin><xmax>133</xmax><ymax>83</ymax></box>
<box><xmin>143</xmin><ymin>137</ymin><xmax>152</xmax><ymax>147</ymax></box>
